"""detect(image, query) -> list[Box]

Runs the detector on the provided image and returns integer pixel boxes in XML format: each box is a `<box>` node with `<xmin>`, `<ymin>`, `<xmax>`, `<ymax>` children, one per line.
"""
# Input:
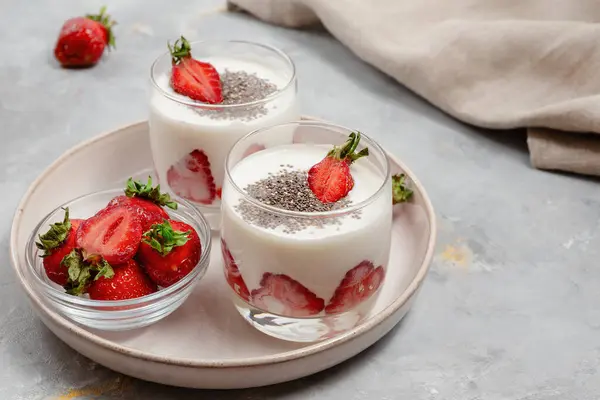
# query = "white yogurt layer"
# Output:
<box><xmin>148</xmin><ymin>57</ymin><xmax>300</xmax><ymax>205</ymax></box>
<box><xmin>221</xmin><ymin>144</ymin><xmax>392</xmax><ymax>305</ymax></box>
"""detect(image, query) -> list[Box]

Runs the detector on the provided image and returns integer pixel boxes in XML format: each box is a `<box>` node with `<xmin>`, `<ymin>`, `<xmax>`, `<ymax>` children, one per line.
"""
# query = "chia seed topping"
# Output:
<box><xmin>192</xmin><ymin>70</ymin><xmax>278</xmax><ymax>122</ymax></box>
<box><xmin>234</xmin><ymin>167</ymin><xmax>361</xmax><ymax>234</ymax></box>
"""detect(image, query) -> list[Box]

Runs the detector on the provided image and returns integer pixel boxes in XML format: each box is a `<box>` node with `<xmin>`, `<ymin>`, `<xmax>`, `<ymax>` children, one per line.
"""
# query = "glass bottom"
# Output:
<box><xmin>232</xmin><ymin>294</ymin><xmax>377</xmax><ymax>342</ymax></box>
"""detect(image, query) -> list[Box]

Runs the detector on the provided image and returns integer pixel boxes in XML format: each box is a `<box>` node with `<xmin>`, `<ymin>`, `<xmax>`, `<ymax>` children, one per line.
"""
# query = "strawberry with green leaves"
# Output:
<box><xmin>108</xmin><ymin>177</ymin><xmax>177</xmax><ymax>230</ymax></box>
<box><xmin>62</xmin><ymin>249</ymin><xmax>156</xmax><ymax>300</ymax></box>
<box><xmin>136</xmin><ymin>220</ymin><xmax>202</xmax><ymax>287</ymax></box>
<box><xmin>168</xmin><ymin>36</ymin><xmax>223</xmax><ymax>104</ymax></box>
<box><xmin>308</xmin><ymin>132</ymin><xmax>369</xmax><ymax>203</ymax></box>
<box><xmin>54</xmin><ymin>6</ymin><xmax>116</xmax><ymax>68</ymax></box>
<box><xmin>36</xmin><ymin>208</ymin><xmax>83</xmax><ymax>286</ymax></box>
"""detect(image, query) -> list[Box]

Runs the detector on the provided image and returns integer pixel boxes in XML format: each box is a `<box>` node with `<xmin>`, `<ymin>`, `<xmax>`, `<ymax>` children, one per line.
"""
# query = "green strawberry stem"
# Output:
<box><xmin>35</xmin><ymin>207</ymin><xmax>71</xmax><ymax>257</ymax></box>
<box><xmin>142</xmin><ymin>220</ymin><xmax>190</xmax><ymax>256</ymax></box>
<box><xmin>86</xmin><ymin>6</ymin><xmax>117</xmax><ymax>49</ymax></box>
<box><xmin>125</xmin><ymin>176</ymin><xmax>178</xmax><ymax>210</ymax></box>
<box><xmin>328</xmin><ymin>132</ymin><xmax>369</xmax><ymax>163</ymax></box>
<box><xmin>62</xmin><ymin>249</ymin><xmax>114</xmax><ymax>296</ymax></box>
<box><xmin>168</xmin><ymin>36</ymin><xmax>192</xmax><ymax>65</ymax></box>
<box><xmin>392</xmin><ymin>173</ymin><xmax>414</xmax><ymax>204</ymax></box>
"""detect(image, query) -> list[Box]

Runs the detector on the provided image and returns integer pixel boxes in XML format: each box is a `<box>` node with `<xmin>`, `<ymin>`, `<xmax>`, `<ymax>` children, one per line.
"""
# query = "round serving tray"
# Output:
<box><xmin>10</xmin><ymin>119</ymin><xmax>436</xmax><ymax>389</ymax></box>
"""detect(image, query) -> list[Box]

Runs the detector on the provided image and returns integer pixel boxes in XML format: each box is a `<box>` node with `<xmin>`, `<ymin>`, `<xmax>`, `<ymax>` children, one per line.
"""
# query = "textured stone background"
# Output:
<box><xmin>1</xmin><ymin>0</ymin><xmax>600</xmax><ymax>399</ymax></box>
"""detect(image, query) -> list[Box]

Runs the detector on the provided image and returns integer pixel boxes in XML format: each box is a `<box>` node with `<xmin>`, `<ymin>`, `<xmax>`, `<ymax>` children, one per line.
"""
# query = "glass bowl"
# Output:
<box><xmin>25</xmin><ymin>189</ymin><xmax>212</xmax><ymax>331</ymax></box>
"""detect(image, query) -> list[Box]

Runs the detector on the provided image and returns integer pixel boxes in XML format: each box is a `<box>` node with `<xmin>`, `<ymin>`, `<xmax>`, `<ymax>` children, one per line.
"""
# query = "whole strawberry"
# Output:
<box><xmin>35</xmin><ymin>208</ymin><xmax>83</xmax><ymax>286</ymax></box>
<box><xmin>88</xmin><ymin>259</ymin><xmax>157</xmax><ymax>301</ymax></box>
<box><xmin>168</xmin><ymin>36</ymin><xmax>223</xmax><ymax>104</ymax></box>
<box><xmin>308</xmin><ymin>132</ymin><xmax>369</xmax><ymax>203</ymax></box>
<box><xmin>136</xmin><ymin>220</ymin><xmax>201</xmax><ymax>287</ymax></box>
<box><xmin>107</xmin><ymin>177</ymin><xmax>177</xmax><ymax>231</ymax></box>
<box><xmin>54</xmin><ymin>6</ymin><xmax>116</xmax><ymax>68</ymax></box>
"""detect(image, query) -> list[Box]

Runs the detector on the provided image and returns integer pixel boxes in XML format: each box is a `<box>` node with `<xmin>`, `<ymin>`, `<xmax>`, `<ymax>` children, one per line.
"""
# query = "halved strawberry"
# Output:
<box><xmin>168</xmin><ymin>36</ymin><xmax>223</xmax><ymax>104</ymax></box>
<box><xmin>108</xmin><ymin>177</ymin><xmax>177</xmax><ymax>230</ymax></box>
<box><xmin>75</xmin><ymin>205</ymin><xmax>143</xmax><ymax>265</ymax></box>
<box><xmin>324</xmin><ymin>261</ymin><xmax>385</xmax><ymax>314</ymax></box>
<box><xmin>242</xmin><ymin>143</ymin><xmax>266</xmax><ymax>159</ymax></box>
<box><xmin>166</xmin><ymin>149</ymin><xmax>216</xmax><ymax>205</ymax></box>
<box><xmin>136</xmin><ymin>220</ymin><xmax>201</xmax><ymax>287</ymax></box>
<box><xmin>35</xmin><ymin>208</ymin><xmax>83</xmax><ymax>286</ymax></box>
<box><xmin>88</xmin><ymin>259</ymin><xmax>157</xmax><ymax>301</ymax></box>
<box><xmin>216</xmin><ymin>187</ymin><xmax>222</xmax><ymax>200</ymax></box>
<box><xmin>220</xmin><ymin>238</ymin><xmax>250</xmax><ymax>301</ymax></box>
<box><xmin>250</xmin><ymin>273</ymin><xmax>324</xmax><ymax>317</ymax></box>
<box><xmin>307</xmin><ymin>132</ymin><xmax>369</xmax><ymax>203</ymax></box>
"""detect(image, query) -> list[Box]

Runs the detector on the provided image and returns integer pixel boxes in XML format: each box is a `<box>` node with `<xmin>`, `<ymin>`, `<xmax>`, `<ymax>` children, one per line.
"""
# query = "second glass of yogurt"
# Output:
<box><xmin>221</xmin><ymin>121</ymin><xmax>393</xmax><ymax>342</ymax></box>
<box><xmin>149</xmin><ymin>39</ymin><xmax>299</xmax><ymax>229</ymax></box>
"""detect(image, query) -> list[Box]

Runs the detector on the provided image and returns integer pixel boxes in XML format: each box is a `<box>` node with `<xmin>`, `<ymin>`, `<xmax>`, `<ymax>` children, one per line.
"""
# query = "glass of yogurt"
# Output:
<box><xmin>149</xmin><ymin>39</ymin><xmax>299</xmax><ymax>230</ymax></box>
<box><xmin>221</xmin><ymin>121</ymin><xmax>392</xmax><ymax>342</ymax></box>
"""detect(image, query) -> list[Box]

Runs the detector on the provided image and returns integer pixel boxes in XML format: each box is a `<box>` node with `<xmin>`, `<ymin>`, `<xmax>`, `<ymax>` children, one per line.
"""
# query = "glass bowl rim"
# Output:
<box><xmin>150</xmin><ymin>39</ymin><xmax>297</xmax><ymax>109</ymax></box>
<box><xmin>25</xmin><ymin>188</ymin><xmax>212</xmax><ymax>308</ymax></box>
<box><xmin>224</xmin><ymin>120</ymin><xmax>392</xmax><ymax>219</ymax></box>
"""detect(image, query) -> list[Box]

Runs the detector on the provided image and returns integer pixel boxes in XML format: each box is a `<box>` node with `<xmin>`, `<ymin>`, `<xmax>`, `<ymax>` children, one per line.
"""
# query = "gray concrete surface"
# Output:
<box><xmin>2</xmin><ymin>0</ymin><xmax>600</xmax><ymax>399</ymax></box>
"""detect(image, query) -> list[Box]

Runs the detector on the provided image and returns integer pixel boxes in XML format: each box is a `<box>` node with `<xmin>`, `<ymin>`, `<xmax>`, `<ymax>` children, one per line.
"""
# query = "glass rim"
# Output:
<box><xmin>149</xmin><ymin>39</ymin><xmax>297</xmax><ymax>109</ymax></box>
<box><xmin>25</xmin><ymin>188</ymin><xmax>212</xmax><ymax>308</ymax></box>
<box><xmin>224</xmin><ymin>120</ymin><xmax>392</xmax><ymax>219</ymax></box>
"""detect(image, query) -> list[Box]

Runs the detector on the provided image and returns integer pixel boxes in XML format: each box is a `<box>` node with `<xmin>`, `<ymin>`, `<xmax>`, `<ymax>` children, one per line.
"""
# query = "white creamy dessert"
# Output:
<box><xmin>149</xmin><ymin>57</ymin><xmax>300</xmax><ymax>209</ymax></box>
<box><xmin>221</xmin><ymin>144</ymin><xmax>392</xmax><ymax>317</ymax></box>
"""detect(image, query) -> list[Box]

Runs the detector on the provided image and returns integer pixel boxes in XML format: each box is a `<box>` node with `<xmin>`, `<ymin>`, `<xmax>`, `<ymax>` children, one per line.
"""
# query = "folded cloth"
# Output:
<box><xmin>228</xmin><ymin>0</ymin><xmax>600</xmax><ymax>177</ymax></box>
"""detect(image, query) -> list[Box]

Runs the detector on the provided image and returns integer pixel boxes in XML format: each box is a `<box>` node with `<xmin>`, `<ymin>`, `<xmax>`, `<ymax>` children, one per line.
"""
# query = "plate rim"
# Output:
<box><xmin>9</xmin><ymin>118</ymin><xmax>437</xmax><ymax>368</ymax></box>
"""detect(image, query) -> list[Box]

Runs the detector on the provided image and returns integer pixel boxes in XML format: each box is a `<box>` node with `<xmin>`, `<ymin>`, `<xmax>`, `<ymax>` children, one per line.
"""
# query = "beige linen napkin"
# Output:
<box><xmin>228</xmin><ymin>0</ymin><xmax>600</xmax><ymax>177</ymax></box>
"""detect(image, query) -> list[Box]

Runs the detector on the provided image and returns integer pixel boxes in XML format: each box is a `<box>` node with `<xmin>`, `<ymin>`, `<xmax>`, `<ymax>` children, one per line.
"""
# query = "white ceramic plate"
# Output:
<box><xmin>10</xmin><ymin>120</ymin><xmax>436</xmax><ymax>389</ymax></box>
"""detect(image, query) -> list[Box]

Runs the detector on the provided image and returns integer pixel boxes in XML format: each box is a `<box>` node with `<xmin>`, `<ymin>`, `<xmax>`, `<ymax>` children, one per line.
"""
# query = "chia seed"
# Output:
<box><xmin>234</xmin><ymin>168</ymin><xmax>361</xmax><ymax>234</ymax></box>
<box><xmin>192</xmin><ymin>70</ymin><xmax>278</xmax><ymax>121</ymax></box>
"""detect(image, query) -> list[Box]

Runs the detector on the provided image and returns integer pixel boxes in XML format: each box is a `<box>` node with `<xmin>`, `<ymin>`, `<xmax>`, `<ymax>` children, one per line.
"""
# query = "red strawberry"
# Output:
<box><xmin>54</xmin><ymin>6</ymin><xmax>116</xmax><ymax>68</ymax></box>
<box><xmin>168</xmin><ymin>36</ymin><xmax>223</xmax><ymax>104</ymax></box>
<box><xmin>216</xmin><ymin>187</ymin><xmax>222</xmax><ymax>199</ymax></box>
<box><xmin>107</xmin><ymin>177</ymin><xmax>177</xmax><ymax>230</ymax></box>
<box><xmin>324</xmin><ymin>261</ymin><xmax>385</xmax><ymax>314</ymax></box>
<box><xmin>76</xmin><ymin>205</ymin><xmax>143</xmax><ymax>265</ymax></box>
<box><xmin>250</xmin><ymin>273</ymin><xmax>324</xmax><ymax>317</ymax></box>
<box><xmin>35</xmin><ymin>208</ymin><xmax>83</xmax><ymax>286</ymax></box>
<box><xmin>167</xmin><ymin>149</ymin><xmax>216</xmax><ymax>205</ymax></box>
<box><xmin>307</xmin><ymin>132</ymin><xmax>369</xmax><ymax>203</ymax></box>
<box><xmin>242</xmin><ymin>143</ymin><xmax>266</xmax><ymax>159</ymax></box>
<box><xmin>220</xmin><ymin>239</ymin><xmax>250</xmax><ymax>301</ymax></box>
<box><xmin>88</xmin><ymin>259</ymin><xmax>157</xmax><ymax>301</ymax></box>
<box><xmin>136</xmin><ymin>220</ymin><xmax>201</xmax><ymax>287</ymax></box>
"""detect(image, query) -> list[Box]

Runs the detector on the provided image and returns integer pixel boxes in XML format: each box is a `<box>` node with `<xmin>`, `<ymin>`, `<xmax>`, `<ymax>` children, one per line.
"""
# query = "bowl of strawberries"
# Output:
<box><xmin>25</xmin><ymin>177</ymin><xmax>211</xmax><ymax>331</ymax></box>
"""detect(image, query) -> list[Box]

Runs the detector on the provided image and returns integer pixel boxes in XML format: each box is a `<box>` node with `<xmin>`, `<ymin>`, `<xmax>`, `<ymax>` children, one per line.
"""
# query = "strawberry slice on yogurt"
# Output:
<box><xmin>167</xmin><ymin>149</ymin><xmax>216</xmax><ymax>205</ymax></box>
<box><xmin>251</xmin><ymin>273</ymin><xmax>325</xmax><ymax>317</ymax></box>
<box><xmin>221</xmin><ymin>239</ymin><xmax>250</xmax><ymax>301</ymax></box>
<box><xmin>325</xmin><ymin>261</ymin><xmax>385</xmax><ymax>314</ymax></box>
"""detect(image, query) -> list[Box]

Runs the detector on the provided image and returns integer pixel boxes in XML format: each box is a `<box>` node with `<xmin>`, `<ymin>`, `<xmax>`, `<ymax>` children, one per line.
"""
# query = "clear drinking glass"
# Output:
<box><xmin>149</xmin><ymin>40</ymin><xmax>299</xmax><ymax>230</ymax></box>
<box><xmin>221</xmin><ymin>121</ymin><xmax>392</xmax><ymax>342</ymax></box>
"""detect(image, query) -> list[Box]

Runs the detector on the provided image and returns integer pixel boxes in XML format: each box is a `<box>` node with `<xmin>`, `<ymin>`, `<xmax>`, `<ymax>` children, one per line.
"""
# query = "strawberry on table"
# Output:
<box><xmin>54</xmin><ymin>6</ymin><xmax>116</xmax><ymax>68</ymax></box>
<box><xmin>220</xmin><ymin>239</ymin><xmax>250</xmax><ymax>301</ymax></box>
<box><xmin>167</xmin><ymin>149</ymin><xmax>216</xmax><ymax>205</ymax></box>
<box><xmin>76</xmin><ymin>205</ymin><xmax>143</xmax><ymax>265</ymax></box>
<box><xmin>250</xmin><ymin>273</ymin><xmax>325</xmax><ymax>317</ymax></box>
<box><xmin>136</xmin><ymin>220</ymin><xmax>201</xmax><ymax>287</ymax></box>
<box><xmin>87</xmin><ymin>259</ymin><xmax>157</xmax><ymax>301</ymax></box>
<box><xmin>308</xmin><ymin>132</ymin><xmax>369</xmax><ymax>203</ymax></box>
<box><xmin>168</xmin><ymin>36</ymin><xmax>223</xmax><ymax>104</ymax></box>
<box><xmin>35</xmin><ymin>208</ymin><xmax>83</xmax><ymax>286</ymax></box>
<box><xmin>325</xmin><ymin>261</ymin><xmax>385</xmax><ymax>314</ymax></box>
<box><xmin>108</xmin><ymin>177</ymin><xmax>177</xmax><ymax>230</ymax></box>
